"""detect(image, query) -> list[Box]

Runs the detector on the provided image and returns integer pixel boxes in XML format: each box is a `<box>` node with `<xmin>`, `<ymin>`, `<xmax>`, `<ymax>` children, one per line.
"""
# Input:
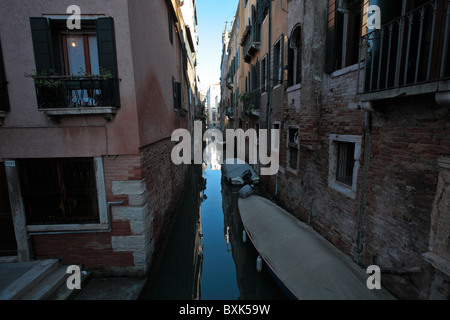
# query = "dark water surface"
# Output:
<box><xmin>140</xmin><ymin>164</ymin><xmax>287</xmax><ymax>300</ymax></box>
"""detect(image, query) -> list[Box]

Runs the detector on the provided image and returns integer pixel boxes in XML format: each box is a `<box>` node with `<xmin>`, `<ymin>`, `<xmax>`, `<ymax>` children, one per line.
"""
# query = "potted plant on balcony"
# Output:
<box><xmin>195</xmin><ymin>112</ymin><xmax>207</xmax><ymax>122</ymax></box>
<box><xmin>25</xmin><ymin>70</ymin><xmax>65</xmax><ymax>109</ymax></box>
<box><xmin>239</xmin><ymin>93</ymin><xmax>254</xmax><ymax>116</ymax></box>
<box><xmin>24</xmin><ymin>70</ymin><xmax>63</xmax><ymax>88</ymax></box>
<box><xmin>176</xmin><ymin>107</ymin><xmax>189</xmax><ymax>118</ymax></box>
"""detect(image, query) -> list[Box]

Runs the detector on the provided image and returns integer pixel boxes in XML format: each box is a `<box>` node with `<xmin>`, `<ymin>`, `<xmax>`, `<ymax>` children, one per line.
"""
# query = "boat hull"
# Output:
<box><xmin>238</xmin><ymin>196</ymin><xmax>395</xmax><ymax>300</ymax></box>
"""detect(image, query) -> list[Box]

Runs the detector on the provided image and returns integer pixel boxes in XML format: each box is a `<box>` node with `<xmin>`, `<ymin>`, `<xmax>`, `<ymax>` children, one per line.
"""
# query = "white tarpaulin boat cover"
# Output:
<box><xmin>238</xmin><ymin>196</ymin><xmax>395</xmax><ymax>300</ymax></box>
<box><xmin>223</xmin><ymin>158</ymin><xmax>260</xmax><ymax>186</ymax></box>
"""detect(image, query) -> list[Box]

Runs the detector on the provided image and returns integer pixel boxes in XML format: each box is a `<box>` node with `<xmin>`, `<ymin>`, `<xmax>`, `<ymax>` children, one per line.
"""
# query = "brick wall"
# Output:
<box><xmin>361</xmin><ymin>94</ymin><xmax>450</xmax><ymax>299</ymax></box>
<box><xmin>265</xmin><ymin>68</ymin><xmax>365</xmax><ymax>256</ymax></box>
<box><xmin>262</xmin><ymin>65</ymin><xmax>450</xmax><ymax>298</ymax></box>
<box><xmin>140</xmin><ymin>137</ymin><xmax>190</xmax><ymax>268</ymax></box>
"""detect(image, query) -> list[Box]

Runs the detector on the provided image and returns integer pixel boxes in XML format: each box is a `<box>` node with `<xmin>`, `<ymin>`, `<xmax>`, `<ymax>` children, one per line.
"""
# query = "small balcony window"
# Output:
<box><xmin>29</xmin><ymin>17</ymin><xmax>120</xmax><ymax>113</ymax></box>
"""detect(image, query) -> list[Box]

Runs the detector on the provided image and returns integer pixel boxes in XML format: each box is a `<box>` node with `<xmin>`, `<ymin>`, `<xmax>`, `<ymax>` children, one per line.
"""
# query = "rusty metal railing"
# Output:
<box><xmin>358</xmin><ymin>0</ymin><xmax>450</xmax><ymax>94</ymax></box>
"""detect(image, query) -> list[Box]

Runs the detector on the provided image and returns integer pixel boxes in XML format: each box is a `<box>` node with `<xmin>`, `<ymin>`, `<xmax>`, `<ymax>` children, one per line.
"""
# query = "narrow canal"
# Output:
<box><xmin>140</xmin><ymin>162</ymin><xmax>288</xmax><ymax>300</ymax></box>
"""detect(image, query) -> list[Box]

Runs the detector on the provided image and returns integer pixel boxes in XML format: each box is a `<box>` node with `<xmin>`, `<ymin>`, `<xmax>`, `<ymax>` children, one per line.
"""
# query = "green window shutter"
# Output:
<box><xmin>280</xmin><ymin>33</ymin><xmax>285</xmax><ymax>85</ymax></box>
<box><xmin>0</xmin><ymin>38</ymin><xmax>10</xmax><ymax>111</ymax></box>
<box><xmin>96</xmin><ymin>17</ymin><xmax>120</xmax><ymax>108</ymax></box>
<box><xmin>49</xmin><ymin>20</ymin><xmax>63</xmax><ymax>75</ymax></box>
<box><xmin>325</xmin><ymin>0</ymin><xmax>337</xmax><ymax>74</ymax></box>
<box><xmin>97</xmin><ymin>17</ymin><xmax>118</xmax><ymax>78</ymax></box>
<box><xmin>30</xmin><ymin>17</ymin><xmax>54</xmax><ymax>74</ymax></box>
<box><xmin>325</xmin><ymin>0</ymin><xmax>345</xmax><ymax>74</ymax></box>
<box><xmin>273</xmin><ymin>44</ymin><xmax>279</xmax><ymax>84</ymax></box>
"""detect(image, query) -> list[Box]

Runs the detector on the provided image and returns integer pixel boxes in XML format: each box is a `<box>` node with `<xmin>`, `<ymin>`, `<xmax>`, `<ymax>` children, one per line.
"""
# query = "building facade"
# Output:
<box><xmin>205</xmin><ymin>83</ymin><xmax>221</xmax><ymax>127</ymax></box>
<box><xmin>220</xmin><ymin>0</ymin><xmax>450</xmax><ymax>299</ymax></box>
<box><xmin>0</xmin><ymin>0</ymin><xmax>199</xmax><ymax>276</ymax></box>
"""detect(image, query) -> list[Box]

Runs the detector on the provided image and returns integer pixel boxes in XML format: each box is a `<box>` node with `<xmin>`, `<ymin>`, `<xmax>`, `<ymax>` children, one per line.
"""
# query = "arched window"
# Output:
<box><xmin>288</xmin><ymin>24</ymin><xmax>302</xmax><ymax>86</ymax></box>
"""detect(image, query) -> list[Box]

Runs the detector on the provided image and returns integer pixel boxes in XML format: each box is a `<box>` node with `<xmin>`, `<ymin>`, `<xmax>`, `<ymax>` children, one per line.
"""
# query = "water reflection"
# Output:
<box><xmin>140</xmin><ymin>165</ymin><xmax>204</xmax><ymax>300</ymax></box>
<box><xmin>140</xmin><ymin>151</ymin><xmax>287</xmax><ymax>300</ymax></box>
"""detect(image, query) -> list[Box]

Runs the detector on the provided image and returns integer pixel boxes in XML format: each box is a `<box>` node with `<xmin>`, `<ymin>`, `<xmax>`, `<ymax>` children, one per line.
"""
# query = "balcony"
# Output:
<box><xmin>358</xmin><ymin>0</ymin><xmax>450</xmax><ymax>101</ymax></box>
<box><xmin>241</xmin><ymin>25</ymin><xmax>261</xmax><ymax>64</ymax></box>
<box><xmin>33</xmin><ymin>75</ymin><xmax>120</xmax><ymax>120</ymax></box>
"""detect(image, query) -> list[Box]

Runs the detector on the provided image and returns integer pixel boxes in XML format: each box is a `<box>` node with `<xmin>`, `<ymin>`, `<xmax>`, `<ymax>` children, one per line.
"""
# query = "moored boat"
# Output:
<box><xmin>238</xmin><ymin>196</ymin><xmax>395</xmax><ymax>300</ymax></box>
<box><xmin>223</xmin><ymin>158</ymin><xmax>260</xmax><ymax>186</ymax></box>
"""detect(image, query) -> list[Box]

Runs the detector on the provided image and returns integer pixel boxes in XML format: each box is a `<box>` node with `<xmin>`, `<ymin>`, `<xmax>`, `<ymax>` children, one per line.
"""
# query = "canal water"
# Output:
<box><xmin>140</xmin><ymin>162</ymin><xmax>288</xmax><ymax>300</ymax></box>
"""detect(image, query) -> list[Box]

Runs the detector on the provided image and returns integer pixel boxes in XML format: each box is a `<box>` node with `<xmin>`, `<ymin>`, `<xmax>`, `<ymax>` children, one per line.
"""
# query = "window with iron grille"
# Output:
<box><xmin>18</xmin><ymin>158</ymin><xmax>99</xmax><ymax>225</ymax></box>
<box><xmin>328</xmin><ymin>135</ymin><xmax>361</xmax><ymax>199</ymax></box>
<box><xmin>336</xmin><ymin>141</ymin><xmax>355</xmax><ymax>186</ymax></box>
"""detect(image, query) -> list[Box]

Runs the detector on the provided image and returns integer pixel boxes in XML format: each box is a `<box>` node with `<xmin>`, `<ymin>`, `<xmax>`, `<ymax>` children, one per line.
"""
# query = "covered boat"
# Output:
<box><xmin>238</xmin><ymin>196</ymin><xmax>395</xmax><ymax>300</ymax></box>
<box><xmin>223</xmin><ymin>158</ymin><xmax>259</xmax><ymax>186</ymax></box>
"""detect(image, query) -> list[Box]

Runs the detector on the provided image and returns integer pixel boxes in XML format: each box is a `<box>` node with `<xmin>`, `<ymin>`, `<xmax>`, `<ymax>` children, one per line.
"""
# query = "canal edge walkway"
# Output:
<box><xmin>0</xmin><ymin>258</ymin><xmax>147</xmax><ymax>300</ymax></box>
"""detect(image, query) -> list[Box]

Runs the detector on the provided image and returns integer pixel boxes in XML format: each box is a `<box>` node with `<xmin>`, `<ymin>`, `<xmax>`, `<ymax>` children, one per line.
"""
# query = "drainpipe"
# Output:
<box><xmin>267</xmin><ymin>0</ymin><xmax>272</xmax><ymax>139</ymax></box>
<box><xmin>355</xmin><ymin>110</ymin><xmax>372</xmax><ymax>265</ymax></box>
<box><xmin>266</xmin><ymin>1</ymin><xmax>276</xmax><ymax>197</ymax></box>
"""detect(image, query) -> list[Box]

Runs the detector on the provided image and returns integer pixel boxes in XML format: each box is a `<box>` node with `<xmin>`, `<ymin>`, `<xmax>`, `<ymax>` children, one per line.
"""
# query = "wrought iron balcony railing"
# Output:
<box><xmin>242</xmin><ymin>25</ymin><xmax>261</xmax><ymax>64</ymax></box>
<box><xmin>358</xmin><ymin>0</ymin><xmax>450</xmax><ymax>94</ymax></box>
<box><xmin>34</xmin><ymin>75</ymin><xmax>120</xmax><ymax>109</ymax></box>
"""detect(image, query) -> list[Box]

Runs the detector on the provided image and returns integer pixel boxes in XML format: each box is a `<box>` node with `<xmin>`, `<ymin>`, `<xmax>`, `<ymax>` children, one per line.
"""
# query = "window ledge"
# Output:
<box><xmin>251</xmin><ymin>110</ymin><xmax>260</xmax><ymax>117</ymax></box>
<box><xmin>40</xmin><ymin>107</ymin><xmax>118</xmax><ymax>121</ymax></box>
<box><xmin>360</xmin><ymin>81</ymin><xmax>450</xmax><ymax>102</ymax></box>
<box><xmin>331</xmin><ymin>63</ymin><xmax>359</xmax><ymax>78</ymax></box>
<box><xmin>40</xmin><ymin>107</ymin><xmax>118</xmax><ymax>116</ymax></box>
<box><xmin>423</xmin><ymin>252</ymin><xmax>450</xmax><ymax>277</ymax></box>
<box><xmin>286</xmin><ymin>166</ymin><xmax>298</xmax><ymax>175</ymax></box>
<box><xmin>328</xmin><ymin>180</ymin><xmax>356</xmax><ymax>199</ymax></box>
<box><xmin>273</xmin><ymin>84</ymin><xmax>283</xmax><ymax>90</ymax></box>
<box><xmin>27</xmin><ymin>223</ymin><xmax>109</xmax><ymax>233</ymax></box>
<box><xmin>287</xmin><ymin>83</ymin><xmax>302</xmax><ymax>93</ymax></box>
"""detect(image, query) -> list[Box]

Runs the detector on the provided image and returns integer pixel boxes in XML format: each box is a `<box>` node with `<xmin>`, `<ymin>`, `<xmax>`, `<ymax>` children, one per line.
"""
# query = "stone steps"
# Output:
<box><xmin>0</xmin><ymin>259</ymin><xmax>91</xmax><ymax>300</ymax></box>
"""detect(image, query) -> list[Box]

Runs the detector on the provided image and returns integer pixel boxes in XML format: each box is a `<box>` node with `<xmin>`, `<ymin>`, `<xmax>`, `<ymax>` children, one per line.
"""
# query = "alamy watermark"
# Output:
<box><xmin>366</xmin><ymin>265</ymin><xmax>382</xmax><ymax>290</ymax></box>
<box><xmin>368</xmin><ymin>5</ymin><xmax>381</xmax><ymax>30</ymax></box>
<box><xmin>171</xmin><ymin>121</ymin><xmax>280</xmax><ymax>176</ymax></box>
<box><xmin>67</xmin><ymin>5</ymin><xmax>81</xmax><ymax>30</ymax></box>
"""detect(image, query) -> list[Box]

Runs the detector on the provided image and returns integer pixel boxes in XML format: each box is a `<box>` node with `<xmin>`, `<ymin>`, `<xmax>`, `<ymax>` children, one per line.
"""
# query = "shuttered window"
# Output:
<box><xmin>325</xmin><ymin>0</ymin><xmax>363</xmax><ymax>73</ymax></box>
<box><xmin>96</xmin><ymin>17</ymin><xmax>120</xmax><ymax>107</ymax></box>
<box><xmin>273</xmin><ymin>37</ymin><xmax>284</xmax><ymax>85</ymax></box>
<box><xmin>0</xmin><ymin>38</ymin><xmax>9</xmax><ymax>111</ymax></box>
